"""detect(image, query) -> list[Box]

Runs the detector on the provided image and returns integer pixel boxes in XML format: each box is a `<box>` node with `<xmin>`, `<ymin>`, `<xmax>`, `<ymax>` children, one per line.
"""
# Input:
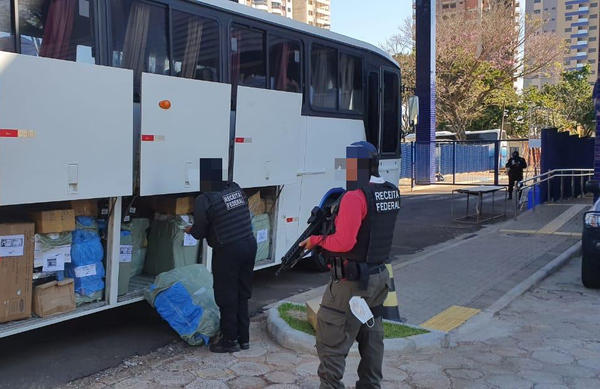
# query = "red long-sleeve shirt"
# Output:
<box><xmin>309</xmin><ymin>189</ymin><xmax>368</xmax><ymax>252</ymax></box>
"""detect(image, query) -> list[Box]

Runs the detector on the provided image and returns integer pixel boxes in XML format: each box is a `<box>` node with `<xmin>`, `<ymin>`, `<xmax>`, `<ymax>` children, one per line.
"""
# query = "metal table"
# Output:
<box><xmin>451</xmin><ymin>186</ymin><xmax>508</xmax><ymax>225</ymax></box>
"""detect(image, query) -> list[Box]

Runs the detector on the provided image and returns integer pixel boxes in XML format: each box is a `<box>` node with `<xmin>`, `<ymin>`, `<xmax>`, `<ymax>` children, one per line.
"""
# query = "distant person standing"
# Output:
<box><xmin>506</xmin><ymin>151</ymin><xmax>527</xmax><ymax>200</ymax></box>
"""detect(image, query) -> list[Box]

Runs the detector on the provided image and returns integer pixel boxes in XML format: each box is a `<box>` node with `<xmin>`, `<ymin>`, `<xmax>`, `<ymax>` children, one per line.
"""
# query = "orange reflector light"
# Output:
<box><xmin>159</xmin><ymin>100</ymin><xmax>171</xmax><ymax>110</ymax></box>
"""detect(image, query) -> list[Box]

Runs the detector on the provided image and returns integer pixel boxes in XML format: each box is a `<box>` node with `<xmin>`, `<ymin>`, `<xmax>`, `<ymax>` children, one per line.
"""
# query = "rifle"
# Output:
<box><xmin>275</xmin><ymin>204</ymin><xmax>334</xmax><ymax>276</ymax></box>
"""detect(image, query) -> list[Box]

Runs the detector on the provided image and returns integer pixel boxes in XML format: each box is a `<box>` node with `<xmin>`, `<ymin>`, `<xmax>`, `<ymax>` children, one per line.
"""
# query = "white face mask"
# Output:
<box><xmin>349</xmin><ymin>296</ymin><xmax>374</xmax><ymax>327</ymax></box>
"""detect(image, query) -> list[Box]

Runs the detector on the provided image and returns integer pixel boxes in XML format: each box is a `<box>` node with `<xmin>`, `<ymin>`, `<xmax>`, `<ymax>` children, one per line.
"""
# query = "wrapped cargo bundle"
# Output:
<box><xmin>118</xmin><ymin>230</ymin><xmax>133</xmax><ymax>296</ymax></box>
<box><xmin>65</xmin><ymin>217</ymin><xmax>105</xmax><ymax>305</ymax></box>
<box><xmin>34</xmin><ymin>231</ymin><xmax>72</xmax><ymax>282</ymax></box>
<box><xmin>144</xmin><ymin>264</ymin><xmax>220</xmax><ymax>346</ymax></box>
<box><xmin>144</xmin><ymin>214</ymin><xmax>200</xmax><ymax>276</ymax></box>
<box><xmin>251</xmin><ymin>213</ymin><xmax>271</xmax><ymax>262</ymax></box>
<box><xmin>122</xmin><ymin>218</ymin><xmax>150</xmax><ymax>278</ymax></box>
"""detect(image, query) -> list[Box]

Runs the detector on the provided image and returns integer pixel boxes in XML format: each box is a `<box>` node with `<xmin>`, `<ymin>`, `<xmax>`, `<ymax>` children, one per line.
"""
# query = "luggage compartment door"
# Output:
<box><xmin>233</xmin><ymin>87</ymin><xmax>302</xmax><ymax>188</ymax></box>
<box><xmin>140</xmin><ymin>74</ymin><xmax>231</xmax><ymax>196</ymax></box>
<box><xmin>0</xmin><ymin>52</ymin><xmax>133</xmax><ymax>206</ymax></box>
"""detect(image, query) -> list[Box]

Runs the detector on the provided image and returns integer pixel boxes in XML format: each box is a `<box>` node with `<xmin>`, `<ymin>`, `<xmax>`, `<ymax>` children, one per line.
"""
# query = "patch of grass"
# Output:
<box><xmin>278</xmin><ymin>303</ymin><xmax>430</xmax><ymax>339</ymax></box>
<box><xmin>383</xmin><ymin>321</ymin><xmax>429</xmax><ymax>338</ymax></box>
<box><xmin>278</xmin><ymin>303</ymin><xmax>316</xmax><ymax>336</ymax></box>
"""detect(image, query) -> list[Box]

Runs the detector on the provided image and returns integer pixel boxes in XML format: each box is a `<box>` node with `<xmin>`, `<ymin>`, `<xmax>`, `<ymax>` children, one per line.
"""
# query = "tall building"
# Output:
<box><xmin>524</xmin><ymin>0</ymin><xmax>599</xmax><ymax>88</ymax></box>
<box><xmin>232</xmin><ymin>0</ymin><xmax>331</xmax><ymax>30</ymax></box>
<box><xmin>436</xmin><ymin>0</ymin><xmax>520</xmax><ymax>17</ymax></box>
<box><xmin>233</xmin><ymin>0</ymin><xmax>295</xmax><ymax>20</ymax></box>
<box><xmin>293</xmin><ymin>0</ymin><xmax>331</xmax><ymax>29</ymax></box>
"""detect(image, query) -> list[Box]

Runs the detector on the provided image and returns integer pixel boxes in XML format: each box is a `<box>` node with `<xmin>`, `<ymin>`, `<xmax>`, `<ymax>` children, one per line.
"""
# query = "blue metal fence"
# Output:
<box><xmin>401</xmin><ymin>142</ymin><xmax>495</xmax><ymax>179</ymax></box>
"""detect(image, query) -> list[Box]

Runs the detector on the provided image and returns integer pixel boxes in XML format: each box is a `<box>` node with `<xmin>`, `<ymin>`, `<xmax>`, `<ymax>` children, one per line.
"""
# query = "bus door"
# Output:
<box><xmin>139</xmin><ymin>73</ymin><xmax>232</xmax><ymax>196</ymax></box>
<box><xmin>366</xmin><ymin>68</ymin><xmax>402</xmax><ymax>184</ymax></box>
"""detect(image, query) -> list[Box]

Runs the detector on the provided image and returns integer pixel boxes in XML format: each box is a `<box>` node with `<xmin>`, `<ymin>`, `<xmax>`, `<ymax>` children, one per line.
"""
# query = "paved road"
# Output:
<box><xmin>62</xmin><ymin>257</ymin><xmax>600</xmax><ymax>389</ymax></box>
<box><xmin>0</xmin><ymin>189</ymin><xmax>498</xmax><ymax>389</ymax></box>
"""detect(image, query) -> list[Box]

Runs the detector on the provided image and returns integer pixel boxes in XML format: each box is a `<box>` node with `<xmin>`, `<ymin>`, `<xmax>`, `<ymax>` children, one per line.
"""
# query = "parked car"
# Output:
<box><xmin>582</xmin><ymin>181</ymin><xmax>600</xmax><ymax>288</ymax></box>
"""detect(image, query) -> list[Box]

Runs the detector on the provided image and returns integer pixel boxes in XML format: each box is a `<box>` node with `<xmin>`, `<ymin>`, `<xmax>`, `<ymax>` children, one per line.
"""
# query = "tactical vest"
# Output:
<box><xmin>325</xmin><ymin>182</ymin><xmax>400</xmax><ymax>264</ymax></box>
<box><xmin>205</xmin><ymin>182</ymin><xmax>254</xmax><ymax>249</ymax></box>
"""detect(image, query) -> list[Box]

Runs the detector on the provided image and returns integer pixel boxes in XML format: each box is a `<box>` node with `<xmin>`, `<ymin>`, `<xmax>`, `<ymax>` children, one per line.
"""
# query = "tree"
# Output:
<box><xmin>382</xmin><ymin>6</ymin><xmax>564</xmax><ymax>140</ymax></box>
<box><xmin>435</xmin><ymin>5</ymin><xmax>564</xmax><ymax>139</ymax></box>
<box><xmin>469</xmin><ymin>85</ymin><xmax>529</xmax><ymax>137</ymax></box>
<box><xmin>523</xmin><ymin>65</ymin><xmax>595</xmax><ymax>137</ymax></box>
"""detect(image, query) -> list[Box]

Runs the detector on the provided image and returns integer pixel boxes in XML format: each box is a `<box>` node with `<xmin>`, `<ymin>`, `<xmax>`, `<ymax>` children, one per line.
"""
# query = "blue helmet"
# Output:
<box><xmin>348</xmin><ymin>141</ymin><xmax>379</xmax><ymax>177</ymax></box>
<box><xmin>348</xmin><ymin>141</ymin><xmax>378</xmax><ymax>159</ymax></box>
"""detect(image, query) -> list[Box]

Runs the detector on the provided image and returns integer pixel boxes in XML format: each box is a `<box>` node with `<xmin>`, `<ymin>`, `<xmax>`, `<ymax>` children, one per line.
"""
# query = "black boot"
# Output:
<box><xmin>210</xmin><ymin>336</ymin><xmax>241</xmax><ymax>353</ymax></box>
<box><xmin>239</xmin><ymin>340</ymin><xmax>250</xmax><ymax>350</ymax></box>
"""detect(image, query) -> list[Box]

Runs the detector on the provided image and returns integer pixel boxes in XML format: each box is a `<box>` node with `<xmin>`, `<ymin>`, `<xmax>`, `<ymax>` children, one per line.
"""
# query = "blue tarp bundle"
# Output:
<box><xmin>65</xmin><ymin>217</ymin><xmax>105</xmax><ymax>304</ymax></box>
<box><xmin>145</xmin><ymin>264</ymin><xmax>220</xmax><ymax>346</ymax></box>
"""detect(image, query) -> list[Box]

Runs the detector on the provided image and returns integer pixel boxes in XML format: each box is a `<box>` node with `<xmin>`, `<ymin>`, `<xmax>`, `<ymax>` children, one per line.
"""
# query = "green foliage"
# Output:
<box><xmin>523</xmin><ymin>65</ymin><xmax>595</xmax><ymax>137</ymax></box>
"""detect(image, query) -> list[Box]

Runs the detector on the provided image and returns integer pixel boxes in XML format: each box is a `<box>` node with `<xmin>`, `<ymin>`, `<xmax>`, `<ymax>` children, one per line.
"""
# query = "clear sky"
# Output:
<box><xmin>330</xmin><ymin>0</ymin><xmax>412</xmax><ymax>48</ymax></box>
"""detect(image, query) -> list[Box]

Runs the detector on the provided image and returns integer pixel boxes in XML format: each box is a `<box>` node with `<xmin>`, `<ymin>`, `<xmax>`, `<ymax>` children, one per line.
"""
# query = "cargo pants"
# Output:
<box><xmin>316</xmin><ymin>269</ymin><xmax>390</xmax><ymax>389</ymax></box>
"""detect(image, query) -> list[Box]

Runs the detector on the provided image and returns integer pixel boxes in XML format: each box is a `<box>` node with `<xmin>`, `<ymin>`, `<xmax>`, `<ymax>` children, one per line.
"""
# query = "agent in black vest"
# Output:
<box><xmin>186</xmin><ymin>160</ymin><xmax>256</xmax><ymax>353</ymax></box>
<box><xmin>300</xmin><ymin>142</ymin><xmax>400</xmax><ymax>389</ymax></box>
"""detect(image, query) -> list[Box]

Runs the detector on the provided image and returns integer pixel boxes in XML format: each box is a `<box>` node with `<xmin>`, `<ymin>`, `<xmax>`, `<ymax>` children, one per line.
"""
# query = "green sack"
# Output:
<box><xmin>144</xmin><ymin>214</ymin><xmax>200</xmax><ymax>276</ymax></box>
<box><xmin>118</xmin><ymin>230</ymin><xmax>133</xmax><ymax>296</ymax></box>
<box><xmin>252</xmin><ymin>214</ymin><xmax>271</xmax><ymax>263</ymax></box>
<box><xmin>122</xmin><ymin>218</ymin><xmax>150</xmax><ymax>278</ymax></box>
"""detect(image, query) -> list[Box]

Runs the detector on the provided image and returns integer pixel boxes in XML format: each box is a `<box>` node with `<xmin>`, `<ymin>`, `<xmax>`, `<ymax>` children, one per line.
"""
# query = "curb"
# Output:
<box><xmin>266</xmin><ymin>302</ymin><xmax>448</xmax><ymax>357</ymax></box>
<box><xmin>448</xmin><ymin>241</ymin><xmax>581</xmax><ymax>345</ymax></box>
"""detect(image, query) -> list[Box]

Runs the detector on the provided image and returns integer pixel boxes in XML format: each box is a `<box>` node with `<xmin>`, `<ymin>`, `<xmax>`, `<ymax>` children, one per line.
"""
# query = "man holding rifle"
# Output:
<box><xmin>298</xmin><ymin>141</ymin><xmax>400</xmax><ymax>389</ymax></box>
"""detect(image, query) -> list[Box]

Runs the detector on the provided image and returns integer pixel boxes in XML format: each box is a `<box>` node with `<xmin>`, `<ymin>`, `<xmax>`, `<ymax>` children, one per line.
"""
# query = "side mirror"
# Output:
<box><xmin>408</xmin><ymin>96</ymin><xmax>419</xmax><ymax>127</ymax></box>
<box><xmin>585</xmin><ymin>180</ymin><xmax>600</xmax><ymax>195</ymax></box>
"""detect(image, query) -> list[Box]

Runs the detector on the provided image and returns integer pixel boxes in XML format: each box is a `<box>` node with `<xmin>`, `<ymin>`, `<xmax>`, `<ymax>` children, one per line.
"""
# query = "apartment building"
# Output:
<box><xmin>524</xmin><ymin>0</ymin><xmax>599</xmax><ymax>87</ymax></box>
<box><xmin>293</xmin><ymin>0</ymin><xmax>331</xmax><ymax>29</ymax></box>
<box><xmin>233</xmin><ymin>0</ymin><xmax>295</xmax><ymax>20</ymax></box>
<box><xmin>436</xmin><ymin>0</ymin><xmax>520</xmax><ymax>17</ymax></box>
<box><xmin>232</xmin><ymin>0</ymin><xmax>331</xmax><ymax>29</ymax></box>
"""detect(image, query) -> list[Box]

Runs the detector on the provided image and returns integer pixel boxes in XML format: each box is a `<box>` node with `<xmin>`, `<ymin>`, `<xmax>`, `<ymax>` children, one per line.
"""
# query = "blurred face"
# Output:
<box><xmin>200</xmin><ymin>158</ymin><xmax>225</xmax><ymax>193</ymax></box>
<box><xmin>346</xmin><ymin>157</ymin><xmax>371</xmax><ymax>190</ymax></box>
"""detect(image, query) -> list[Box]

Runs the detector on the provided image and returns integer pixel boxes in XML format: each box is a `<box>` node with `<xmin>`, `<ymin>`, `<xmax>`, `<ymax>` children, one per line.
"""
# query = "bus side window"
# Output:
<box><xmin>310</xmin><ymin>44</ymin><xmax>337</xmax><ymax>110</ymax></box>
<box><xmin>111</xmin><ymin>0</ymin><xmax>169</xmax><ymax>88</ymax></box>
<box><xmin>18</xmin><ymin>0</ymin><xmax>96</xmax><ymax>63</ymax></box>
<box><xmin>172</xmin><ymin>11</ymin><xmax>220</xmax><ymax>82</ymax></box>
<box><xmin>382</xmin><ymin>71</ymin><xmax>400</xmax><ymax>155</ymax></box>
<box><xmin>0</xmin><ymin>0</ymin><xmax>15</xmax><ymax>52</ymax></box>
<box><xmin>339</xmin><ymin>53</ymin><xmax>363</xmax><ymax>112</ymax></box>
<box><xmin>230</xmin><ymin>25</ymin><xmax>266</xmax><ymax>89</ymax></box>
<box><xmin>367</xmin><ymin>72</ymin><xmax>380</xmax><ymax>148</ymax></box>
<box><xmin>269</xmin><ymin>35</ymin><xmax>301</xmax><ymax>93</ymax></box>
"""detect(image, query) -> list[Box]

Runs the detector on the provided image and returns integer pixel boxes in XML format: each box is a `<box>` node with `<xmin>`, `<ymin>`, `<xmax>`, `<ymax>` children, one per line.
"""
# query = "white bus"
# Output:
<box><xmin>0</xmin><ymin>0</ymin><xmax>402</xmax><ymax>336</ymax></box>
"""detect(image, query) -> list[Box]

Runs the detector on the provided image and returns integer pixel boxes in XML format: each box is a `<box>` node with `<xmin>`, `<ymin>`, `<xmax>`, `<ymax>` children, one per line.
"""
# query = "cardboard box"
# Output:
<box><xmin>71</xmin><ymin>200</ymin><xmax>98</xmax><ymax>217</ymax></box>
<box><xmin>248</xmin><ymin>192</ymin><xmax>266</xmax><ymax>216</ymax></box>
<box><xmin>32</xmin><ymin>279</ymin><xmax>76</xmax><ymax>318</ymax></box>
<box><xmin>154</xmin><ymin>196</ymin><xmax>195</xmax><ymax>215</ymax></box>
<box><xmin>0</xmin><ymin>223</ymin><xmax>35</xmax><ymax>323</ymax></box>
<box><xmin>30</xmin><ymin>210</ymin><xmax>76</xmax><ymax>234</ymax></box>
